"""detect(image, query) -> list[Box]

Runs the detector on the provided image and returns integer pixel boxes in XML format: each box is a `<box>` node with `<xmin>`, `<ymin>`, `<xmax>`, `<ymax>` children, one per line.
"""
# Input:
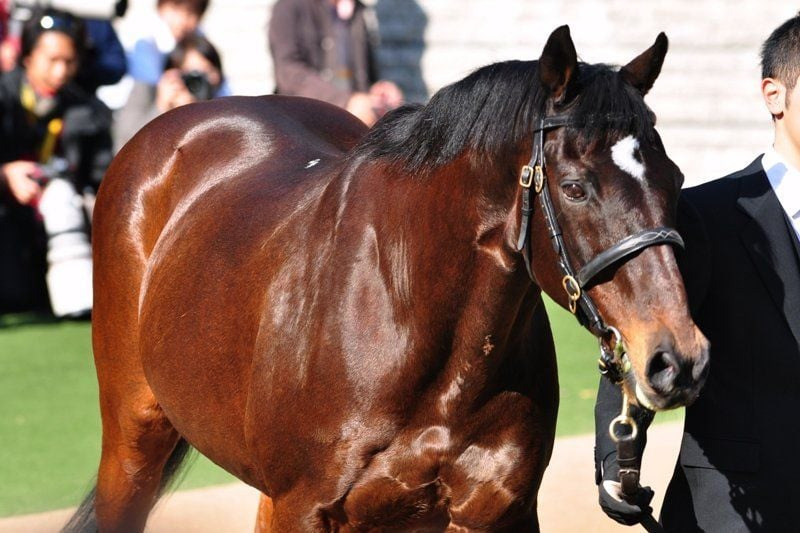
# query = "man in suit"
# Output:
<box><xmin>595</xmin><ymin>13</ymin><xmax>800</xmax><ymax>531</ymax></box>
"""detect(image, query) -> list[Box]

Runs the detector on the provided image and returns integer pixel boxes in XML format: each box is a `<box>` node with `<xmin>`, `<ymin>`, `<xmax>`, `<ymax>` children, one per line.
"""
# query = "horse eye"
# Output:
<box><xmin>561</xmin><ymin>182</ymin><xmax>586</xmax><ymax>201</ymax></box>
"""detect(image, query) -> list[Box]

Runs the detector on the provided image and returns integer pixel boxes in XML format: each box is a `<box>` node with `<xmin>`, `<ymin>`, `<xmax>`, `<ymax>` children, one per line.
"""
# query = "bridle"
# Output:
<box><xmin>515</xmin><ymin>112</ymin><xmax>684</xmax><ymax>382</ymax></box>
<box><xmin>516</xmin><ymin>112</ymin><xmax>683</xmax><ymax>509</ymax></box>
<box><xmin>516</xmin><ymin>111</ymin><xmax>684</xmax><ymax>503</ymax></box>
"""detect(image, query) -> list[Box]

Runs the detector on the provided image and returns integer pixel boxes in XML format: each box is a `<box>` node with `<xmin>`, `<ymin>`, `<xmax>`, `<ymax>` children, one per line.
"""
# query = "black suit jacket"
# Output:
<box><xmin>595</xmin><ymin>157</ymin><xmax>800</xmax><ymax>532</ymax></box>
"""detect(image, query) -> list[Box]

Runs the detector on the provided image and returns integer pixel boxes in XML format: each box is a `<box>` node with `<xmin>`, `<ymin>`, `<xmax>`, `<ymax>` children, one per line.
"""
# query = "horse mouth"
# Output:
<box><xmin>630</xmin><ymin>369</ymin><xmax>706</xmax><ymax>412</ymax></box>
<box><xmin>634</xmin><ymin>382</ymin><xmax>660</xmax><ymax>411</ymax></box>
<box><xmin>616</xmin><ymin>327</ymin><xmax>711</xmax><ymax>412</ymax></box>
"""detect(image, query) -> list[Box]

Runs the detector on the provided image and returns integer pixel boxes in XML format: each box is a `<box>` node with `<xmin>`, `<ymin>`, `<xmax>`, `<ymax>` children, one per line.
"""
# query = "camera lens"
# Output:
<box><xmin>181</xmin><ymin>70</ymin><xmax>214</xmax><ymax>101</ymax></box>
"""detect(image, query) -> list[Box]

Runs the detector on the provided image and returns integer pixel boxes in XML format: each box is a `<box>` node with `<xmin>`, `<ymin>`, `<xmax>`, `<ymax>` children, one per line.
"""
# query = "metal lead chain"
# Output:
<box><xmin>609</xmin><ymin>388</ymin><xmax>638</xmax><ymax>443</ymax></box>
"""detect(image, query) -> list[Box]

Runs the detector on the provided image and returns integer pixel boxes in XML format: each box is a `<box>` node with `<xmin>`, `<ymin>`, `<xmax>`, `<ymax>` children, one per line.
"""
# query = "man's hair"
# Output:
<box><xmin>761</xmin><ymin>12</ymin><xmax>800</xmax><ymax>97</ymax></box>
<box><xmin>156</xmin><ymin>0</ymin><xmax>210</xmax><ymax>17</ymax></box>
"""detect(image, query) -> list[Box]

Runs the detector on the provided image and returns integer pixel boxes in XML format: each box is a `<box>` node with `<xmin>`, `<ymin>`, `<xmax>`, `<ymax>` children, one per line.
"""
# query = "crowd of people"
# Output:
<box><xmin>0</xmin><ymin>0</ymin><xmax>403</xmax><ymax>319</ymax></box>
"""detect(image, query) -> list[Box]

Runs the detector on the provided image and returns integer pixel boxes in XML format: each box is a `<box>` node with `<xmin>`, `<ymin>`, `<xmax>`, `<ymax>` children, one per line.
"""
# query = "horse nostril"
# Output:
<box><xmin>647</xmin><ymin>350</ymin><xmax>679</xmax><ymax>393</ymax></box>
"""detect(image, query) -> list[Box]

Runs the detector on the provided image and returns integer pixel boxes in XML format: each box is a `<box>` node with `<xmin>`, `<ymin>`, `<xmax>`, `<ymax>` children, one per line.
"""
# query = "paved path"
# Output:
<box><xmin>0</xmin><ymin>422</ymin><xmax>682</xmax><ymax>532</ymax></box>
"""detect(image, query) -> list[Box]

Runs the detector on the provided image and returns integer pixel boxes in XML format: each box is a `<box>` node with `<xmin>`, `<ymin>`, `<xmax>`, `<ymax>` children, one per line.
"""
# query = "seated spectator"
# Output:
<box><xmin>268</xmin><ymin>0</ymin><xmax>404</xmax><ymax>127</ymax></box>
<box><xmin>126</xmin><ymin>0</ymin><xmax>209</xmax><ymax>87</ymax></box>
<box><xmin>0</xmin><ymin>8</ymin><xmax>112</xmax><ymax>316</ymax></box>
<box><xmin>114</xmin><ymin>33</ymin><xmax>228</xmax><ymax>151</ymax></box>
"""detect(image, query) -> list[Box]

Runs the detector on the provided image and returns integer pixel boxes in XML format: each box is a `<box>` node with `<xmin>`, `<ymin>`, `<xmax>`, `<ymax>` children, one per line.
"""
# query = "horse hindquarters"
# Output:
<box><xmin>68</xmin><ymin>149</ymin><xmax>186</xmax><ymax>533</ymax></box>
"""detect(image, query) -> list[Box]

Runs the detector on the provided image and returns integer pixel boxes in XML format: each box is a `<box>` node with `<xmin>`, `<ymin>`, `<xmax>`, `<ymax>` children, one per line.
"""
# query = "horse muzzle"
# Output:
<box><xmin>633</xmin><ymin>339</ymin><xmax>710</xmax><ymax>411</ymax></box>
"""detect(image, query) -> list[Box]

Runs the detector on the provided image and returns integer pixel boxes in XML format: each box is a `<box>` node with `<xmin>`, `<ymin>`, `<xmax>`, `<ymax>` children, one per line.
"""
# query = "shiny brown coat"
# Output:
<box><xmin>77</xmin><ymin>26</ymin><xmax>708</xmax><ymax>532</ymax></box>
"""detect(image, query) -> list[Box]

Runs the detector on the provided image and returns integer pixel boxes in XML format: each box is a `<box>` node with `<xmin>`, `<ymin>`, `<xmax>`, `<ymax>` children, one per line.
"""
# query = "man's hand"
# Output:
<box><xmin>345</xmin><ymin>92</ymin><xmax>378</xmax><ymax>126</ymax></box>
<box><xmin>599</xmin><ymin>479</ymin><xmax>655</xmax><ymax>526</ymax></box>
<box><xmin>156</xmin><ymin>69</ymin><xmax>196</xmax><ymax>113</ymax></box>
<box><xmin>1</xmin><ymin>161</ymin><xmax>42</xmax><ymax>205</ymax></box>
<box><xmin>369</xmin><ymin>80</ymin><xmax>403</xmax><ymax>116</ymax></box>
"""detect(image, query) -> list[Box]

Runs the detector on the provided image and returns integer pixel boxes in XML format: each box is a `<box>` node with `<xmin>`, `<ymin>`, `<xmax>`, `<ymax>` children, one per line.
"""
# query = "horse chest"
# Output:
<box><xmin>339</xmin><ymin>410</ymin><xmax>542</xmax><ymax>529</ymax></box>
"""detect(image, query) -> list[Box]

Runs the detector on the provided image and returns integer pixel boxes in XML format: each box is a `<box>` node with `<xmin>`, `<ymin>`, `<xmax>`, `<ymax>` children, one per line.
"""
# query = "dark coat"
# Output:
<box><xmin>595</xmin><ymin>157</ymin><xmax>800</xmax><ymax>532</ymax></box>
<box><xmin>0</xmin><ymin>68</ymin><xmax>112</xmax><ymax>313</ymax></box>
<box><xmin>0</xmin><ymin>68</ymin><xmax>112</xmax><ymax>190</ymax></box>
<box><xmin>268</xmin><ymin>0</ymin><xmax>378</xmax><ymax>108</ymax></box>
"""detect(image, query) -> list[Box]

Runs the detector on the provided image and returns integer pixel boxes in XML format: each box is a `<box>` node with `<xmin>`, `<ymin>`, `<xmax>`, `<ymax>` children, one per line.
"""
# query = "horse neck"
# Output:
<box><xmin>360</xmin><ymin>153</ymin><xmax>539</xmax><ymax>390</ymax></box>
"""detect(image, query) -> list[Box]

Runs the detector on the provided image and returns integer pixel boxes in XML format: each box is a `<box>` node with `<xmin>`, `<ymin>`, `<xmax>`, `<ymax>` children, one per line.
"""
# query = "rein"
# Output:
<box><xmin>515</xmin><ymin>112</ymin><xmax>683</xmax><ymax>508</ymax></box>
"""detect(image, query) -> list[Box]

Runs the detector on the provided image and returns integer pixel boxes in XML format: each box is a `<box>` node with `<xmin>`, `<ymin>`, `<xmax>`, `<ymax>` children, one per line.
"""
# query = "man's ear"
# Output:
<box><xmin>762</xmin><ymin>78</ymin><xmax>786</xmax><ymax>118</ymax></box>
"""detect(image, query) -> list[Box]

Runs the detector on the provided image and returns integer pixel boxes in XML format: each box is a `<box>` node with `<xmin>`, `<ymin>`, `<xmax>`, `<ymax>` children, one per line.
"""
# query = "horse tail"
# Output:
<box><xmin>158</xmin><ymin>438</ymin><xmax>194</xmax><ymax>493</ymax></box>
<box><xmin>61</xmin><ymin>439</ymin><xmax>193</xmax><ymax>532</ymax></box>
<box><xmin>60</xmin><ymin>486</ymin><xmax>97</xmax><ymax>533</ymax></box>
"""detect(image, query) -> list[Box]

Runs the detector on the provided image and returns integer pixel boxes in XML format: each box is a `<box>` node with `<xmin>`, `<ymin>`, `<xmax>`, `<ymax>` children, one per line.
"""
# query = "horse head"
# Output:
<box><xmin>525</xmin><ymin>26</ymin><xmax>709</xmax><ymax>411</ymax></box>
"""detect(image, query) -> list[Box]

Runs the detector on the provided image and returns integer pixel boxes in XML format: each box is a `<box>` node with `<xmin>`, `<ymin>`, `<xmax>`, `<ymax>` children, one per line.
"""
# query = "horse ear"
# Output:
<box><xmin>620</xmin><ymin>33</ymin><xmax>669</xmax><ymax>95</ymax></box>
<box><xmin>538</xmin><ymin>25</ymin><xmax>578</xmax><ymax>103</ymax></box>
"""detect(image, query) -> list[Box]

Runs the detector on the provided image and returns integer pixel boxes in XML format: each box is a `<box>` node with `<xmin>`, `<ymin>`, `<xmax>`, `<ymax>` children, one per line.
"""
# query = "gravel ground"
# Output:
<box><xmin>0</xmin><ymin>422</ymin><xmax>682</xmax><ymax>533</ymax></box>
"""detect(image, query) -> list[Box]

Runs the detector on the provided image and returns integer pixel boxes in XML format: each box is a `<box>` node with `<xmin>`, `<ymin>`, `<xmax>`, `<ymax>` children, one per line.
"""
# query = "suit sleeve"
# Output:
<box><xmin>268</xmin><ymin>0</ymin><xmax>352</xmax><ymax>107</ymax></box>
<box><xmin>594</xmin><ymin>378</ymin><xmax>654</xmax><ymax>484</ymax></box>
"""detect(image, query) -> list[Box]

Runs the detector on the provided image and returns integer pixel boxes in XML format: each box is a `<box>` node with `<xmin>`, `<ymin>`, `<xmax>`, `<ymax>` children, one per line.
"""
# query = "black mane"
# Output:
<box><xmin>351</xmin><ymin>60</ymin><xmax>656</xmax><ymax>173</ymax></box>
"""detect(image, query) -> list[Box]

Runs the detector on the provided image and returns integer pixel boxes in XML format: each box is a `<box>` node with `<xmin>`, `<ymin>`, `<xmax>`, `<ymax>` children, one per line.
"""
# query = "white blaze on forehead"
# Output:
<box><xmin>611</xmin><ymin>135</ymin><xmax>645</xmax><ymax>181</ymax></box>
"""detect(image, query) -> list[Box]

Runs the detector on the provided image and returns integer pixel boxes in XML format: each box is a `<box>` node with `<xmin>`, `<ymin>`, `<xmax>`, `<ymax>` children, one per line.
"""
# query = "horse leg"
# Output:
<box><xmin>267</xmin><ymin>492</ymin><xmax>333</xmax><ymax>532</ymax></box>
<box><xmin>254</xmin><ymin>494</ymin><xmax>275</xmax><ymax>532</ymax></box>
<box><xmin>445</xmin><ymin>508</ymin><xmax>539</xmax><ymax>533</ymax></box>
<box><xmin>497</xmin><ymin>509</ymin><xmax>540</xmax><ymax>533</ymax></box>
<box><xmin>93</xmin><ymin>380</ymin><xmax>184</xmax><ymax>532</ymax></box>
<box><xmin>87</xmin><ymin>245</ymin><xmax>186</xmax><ymax>530</ymax></box>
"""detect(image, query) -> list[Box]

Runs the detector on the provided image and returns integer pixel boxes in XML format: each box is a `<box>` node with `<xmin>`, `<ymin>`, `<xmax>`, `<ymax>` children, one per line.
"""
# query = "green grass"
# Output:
<box><xmin>0</xmin><ymin>315</ymin><xmax>234</xmax><ymax>517</ymax></box>
<box><xmin>0</xmin><ymin>301</ymin><xmax>680</xmax><ymax>517</ymax></box>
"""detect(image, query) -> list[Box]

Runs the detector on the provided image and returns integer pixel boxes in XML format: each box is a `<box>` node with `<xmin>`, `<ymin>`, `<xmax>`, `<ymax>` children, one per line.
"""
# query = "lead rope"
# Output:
<box><xmin>602</xmin><ymin>330</ymin><xmax>647</xmax><ymax>507</ymax></box>
<box><xmin>600</xmin><ymin>328</ymin><xmax>643</xmax><ymax>500</ymax></box>
<box><xmin>609</xmin><ymin>388</ymin><xmax>640</xmax><ymax>497</ymax></box>
<box><xmin>604</xmin><ymin>332</ymin><xmax>663</xmax><ymax>532</ymax></box>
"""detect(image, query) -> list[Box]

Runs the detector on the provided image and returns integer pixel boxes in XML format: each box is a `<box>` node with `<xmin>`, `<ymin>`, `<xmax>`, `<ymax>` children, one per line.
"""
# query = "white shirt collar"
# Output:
<box><xmin>761</xmin><ymin>147</ymin><xmax>800</xmax><ymax>225</ymax></box>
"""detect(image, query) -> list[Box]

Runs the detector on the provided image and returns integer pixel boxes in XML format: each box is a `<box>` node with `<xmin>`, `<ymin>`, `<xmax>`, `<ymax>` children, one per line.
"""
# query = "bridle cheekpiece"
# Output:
<box><xmin>515</xmin><ymin>112</ymin><xmax>685</xmax><ymax>382</ymax></box>
<box><xmin>515</xmin><ymin>110</ymin><xmax>684</xmax><ymax>503</ymax></box>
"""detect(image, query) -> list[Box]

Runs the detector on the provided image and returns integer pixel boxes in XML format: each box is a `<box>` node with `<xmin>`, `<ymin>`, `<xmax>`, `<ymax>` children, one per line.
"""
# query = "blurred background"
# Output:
<box><xmin>1</xmin><ymin>1</ymin><xmax>797</xmax><ymax>531</ymax></box>
<box><xmin>122</xmin><ymin>0</ymin><xmax>797</xmax><ymax>186</ymax></box>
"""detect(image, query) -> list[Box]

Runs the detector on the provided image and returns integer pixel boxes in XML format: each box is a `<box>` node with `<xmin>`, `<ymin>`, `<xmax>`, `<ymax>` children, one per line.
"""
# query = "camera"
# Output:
<box><xmin>181</xmin><ymin>71</ymin><xmax>215</xmax><ymax>101</ymax></box>
<box><xmin>34</xmin><ymin>158</ymin><xmax>93</xmax><ymax>318</ymax></box>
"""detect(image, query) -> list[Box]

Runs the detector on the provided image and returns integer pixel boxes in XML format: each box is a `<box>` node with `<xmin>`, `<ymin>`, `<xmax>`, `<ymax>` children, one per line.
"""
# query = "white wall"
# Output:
<box><xmin>117</xmin><ymin>0</ymin><xmax>798</xmax><ymax>185</ymax></box>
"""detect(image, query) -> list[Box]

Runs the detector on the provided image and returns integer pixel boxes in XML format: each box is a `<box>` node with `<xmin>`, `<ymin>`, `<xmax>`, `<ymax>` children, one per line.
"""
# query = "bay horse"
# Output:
<box><xmin>68</xmin><ymin>26</ymin><xmax>708</xmax><ymax>532</ymax></box>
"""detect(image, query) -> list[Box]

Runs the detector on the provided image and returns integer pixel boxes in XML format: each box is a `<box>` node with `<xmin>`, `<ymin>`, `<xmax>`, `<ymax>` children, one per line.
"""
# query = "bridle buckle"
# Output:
<box><xmin>519</xmin><ymin>165</ymin><xmax>534</xmax><ymax>188</ymax></box>
<box><xmin>561</xmin><ymin>274</ymin><xmax>581</xmax><ymax>314</ymax></box>
<box><xmin>533</xmin><ymin>165</ymin><xmax>544</xmax><ymax>193</ymax></box>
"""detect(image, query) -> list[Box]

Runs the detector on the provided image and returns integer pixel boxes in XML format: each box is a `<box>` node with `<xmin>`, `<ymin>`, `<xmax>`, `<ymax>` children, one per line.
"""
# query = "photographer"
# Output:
<box><xmin>0</xmin><ymin>7</ymin><xmax>112</xmax><ymax>316</ymax></box>
<box><xmin>114</xmin><ymin>33</ymin><xmax>227</xmax><ymax>151</ymax></box>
